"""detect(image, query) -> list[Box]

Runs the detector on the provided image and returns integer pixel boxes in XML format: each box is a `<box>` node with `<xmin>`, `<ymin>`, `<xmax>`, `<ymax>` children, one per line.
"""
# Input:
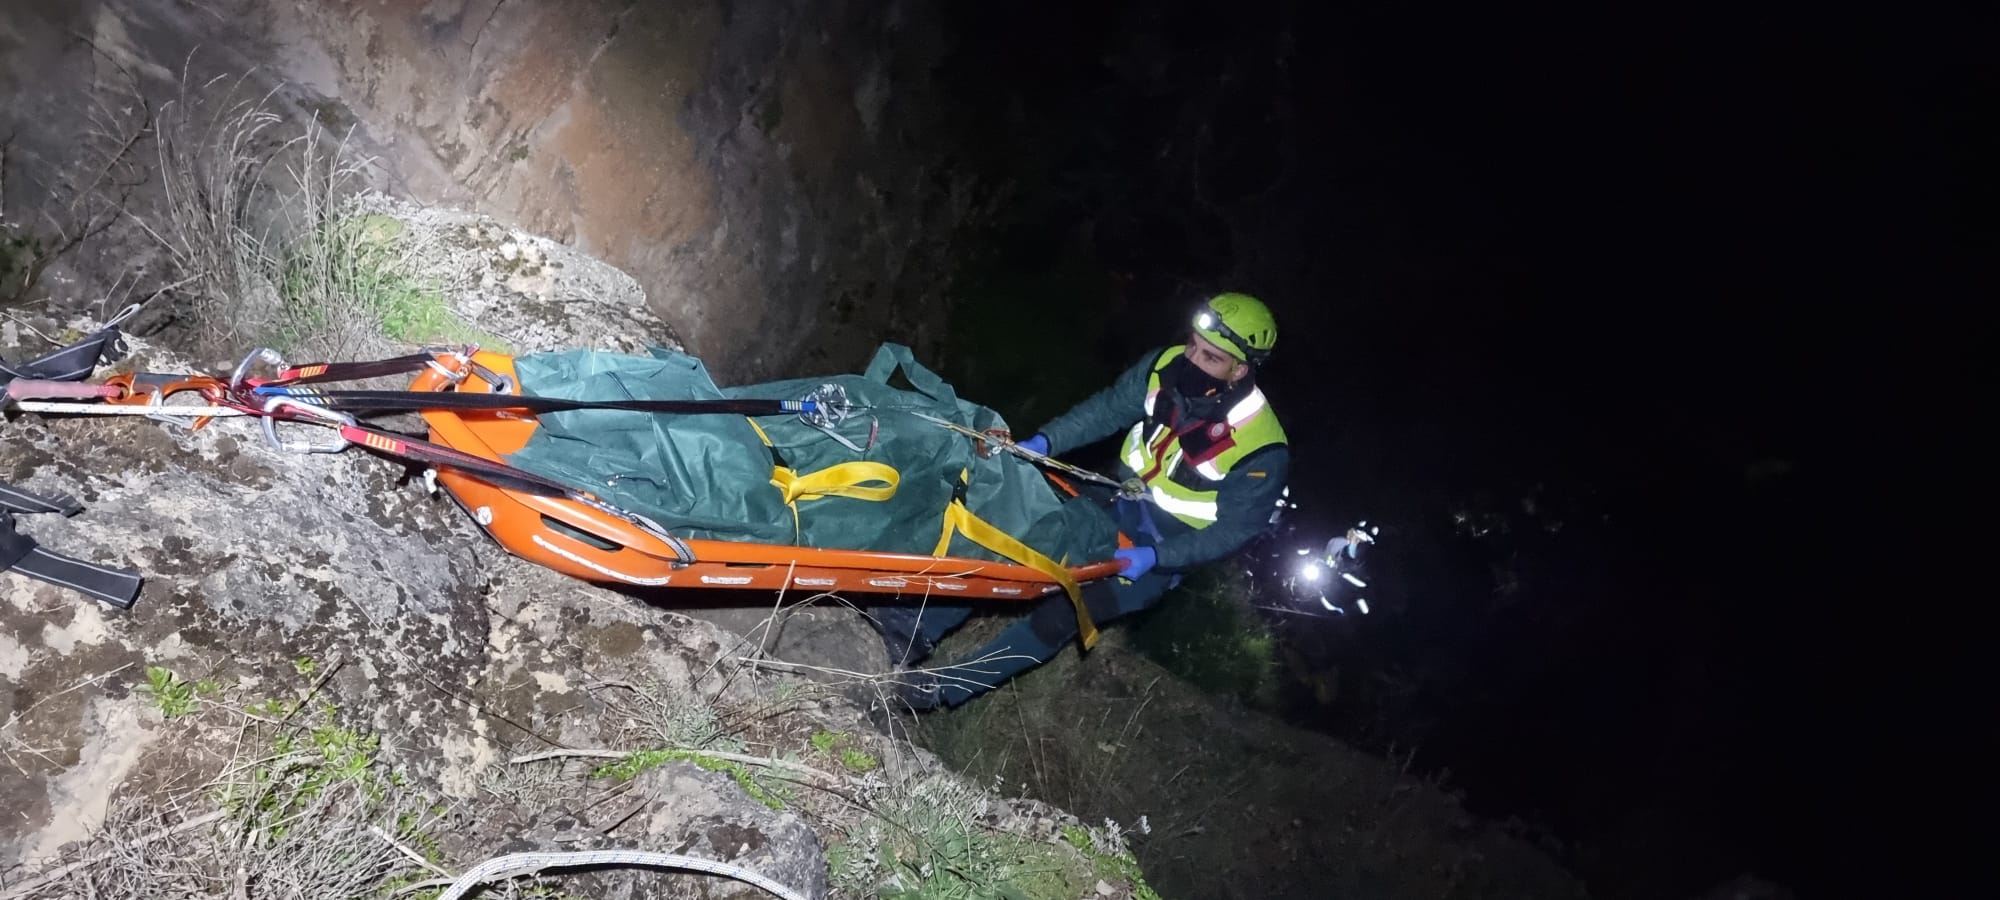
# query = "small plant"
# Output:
<box><xmin>245</xmin><ymin>697</ymin><xmax>296</xmax><ymax>719</ymax></box>
<box><xmin>841</xmin><ymin>747</ymin><xmax>880</xmax><ymax>774</ymax></box>
<box><xmin>142</xmin><ymin>666</ymin><xmax>197</xmax><ymax>718</ymax></box>
<box><xmin>1062</xmin><ymin>822</ymin><xmax>1163</xmax><ymax>900</ymax></box>
<box><xmin>592</xmin><ymin>749</ymin><xmax>785</xmax><ymax>811</ymax></box>
<box><xmin>292</xmin><ymin>655</ymin><xmax>317</xmax><ymax>676</ymax></box>
<box><xmin>598</xmin><ymin>680</ymin><xmax>736</xmax><ymax>751</ymax></box>
<box><xmin>808</xmin><ymin>729</ymin><xmax>879</xmax><ymax>773</ymax></box>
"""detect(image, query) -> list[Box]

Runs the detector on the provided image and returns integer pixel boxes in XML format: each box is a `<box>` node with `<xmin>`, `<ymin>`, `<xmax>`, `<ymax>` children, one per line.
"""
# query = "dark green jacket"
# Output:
<box><xmin>1037</xmin><ymin>348</ymin><xmax>1291</xmax><ymax>571</ymax></box>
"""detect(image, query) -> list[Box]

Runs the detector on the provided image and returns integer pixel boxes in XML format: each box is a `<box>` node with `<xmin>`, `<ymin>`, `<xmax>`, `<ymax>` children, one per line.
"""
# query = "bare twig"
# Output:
<box><xmin>369</xmin><ymin>826</ymin><xmax>452</xmax><ymax>878</ymax></box>
<box><xmin>739</xmin><ymin>649</ymin><xmax>1036</xmax><ymax>692</ymax></box>
<box><xmin>508</xmin><ymin>747</ymin><xmax>838</xmax><ymax>784</ymax></box>
<box><xmin>0</xmin><ymin>809</ymin><xmax>228</xmax><ymax>900</ymax></box>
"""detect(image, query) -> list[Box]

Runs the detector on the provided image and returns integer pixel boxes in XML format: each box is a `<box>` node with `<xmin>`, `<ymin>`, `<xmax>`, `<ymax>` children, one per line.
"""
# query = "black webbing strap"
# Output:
<box><xmin>2</xmin><ymin>327</ymin><xmax>142</xmax><ymax>607</ymax></box>
<box><xmin>270</xmin><ymin>352</ymin><xmax>440</xmax><ymax>386</ymax></box>
<box><xmin>0</xmin><ymin>324</ymin><xmax>127</xmax><ymax>386</ymax></box>
<box><xmin>333</xmin><ymin>422</ymin><xmax>587</xmax><ymax>499</ymax></box>
<box><xmin>261</xmin><ymin>387</ymin><xmax>809</xmax><ymax>418</ymax></box>
<box><xmin>0</xmin><ymin>482</ymin><xmax>83</xmax><ymax>516</ymax></box>
<box><xmin>0</xmin><ymin>481</ymin><xmax>142</xmax><ymax>610</ymax></box>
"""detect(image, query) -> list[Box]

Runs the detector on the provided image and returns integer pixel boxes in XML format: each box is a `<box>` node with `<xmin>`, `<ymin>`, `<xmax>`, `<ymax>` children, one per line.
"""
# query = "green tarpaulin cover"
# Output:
<box><xmin>504</xmin><ymin>344</ymin><xmax>1119</xmax><ymax>568</ymax></box>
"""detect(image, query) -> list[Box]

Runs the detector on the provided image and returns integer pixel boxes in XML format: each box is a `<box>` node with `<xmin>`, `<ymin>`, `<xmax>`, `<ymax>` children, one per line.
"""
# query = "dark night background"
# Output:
<box><xmin>925</xmin><ymin>2</ymin><xmax>1984</xmax><ymax>898</ymax></box>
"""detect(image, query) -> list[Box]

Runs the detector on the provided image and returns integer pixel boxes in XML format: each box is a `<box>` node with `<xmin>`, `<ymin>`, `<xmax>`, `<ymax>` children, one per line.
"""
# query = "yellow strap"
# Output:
<box><xmin>771</xmin><ymin>462</ymin><xmax>900</xmax><ymax>505</ymax></box>
<box><xmin>751</xmin><ymin>417</ymin><xmax>900</xmax><ymax>535</ymax></box>
<box><xmin>933</xmin><ymin>471</ymin><xmax>1100</xmax><ymax>649</ymax></box>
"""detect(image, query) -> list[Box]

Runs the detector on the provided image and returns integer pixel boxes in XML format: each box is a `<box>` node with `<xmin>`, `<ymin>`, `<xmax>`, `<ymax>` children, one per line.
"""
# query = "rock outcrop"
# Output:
<box><xmin>0</xmin><ymin>202</ymin><xmax>1144</xmax><ymax>900</ymax></box>
<box><xmin>2</xmin><ymin>0</ymin><xmax>978</xmax><ymax>383</ymax></box>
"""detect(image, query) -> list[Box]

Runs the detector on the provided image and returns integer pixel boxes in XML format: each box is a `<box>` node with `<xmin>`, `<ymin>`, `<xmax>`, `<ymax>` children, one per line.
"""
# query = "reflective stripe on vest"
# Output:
<box><xmin>1118</xmin><ymin>348</ymin><xmax>1287</xmax><ymax>529</ymax></box>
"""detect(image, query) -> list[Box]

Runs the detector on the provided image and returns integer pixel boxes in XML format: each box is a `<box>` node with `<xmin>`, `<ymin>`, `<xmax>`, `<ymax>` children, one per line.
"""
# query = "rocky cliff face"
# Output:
<box><xmin>0</xmin><ymin>203</ymin><xmax>1147</xmax><ymax>900</ymax></box>
<box><xmin>1</xmin><ymin>0</ymin><xmax>975</xmax><ymax>383</ymax></box>
<box><xmin>2</xmin><ymin>6</ymin><xmax>1605</xmax><ymax>898</ymax></box>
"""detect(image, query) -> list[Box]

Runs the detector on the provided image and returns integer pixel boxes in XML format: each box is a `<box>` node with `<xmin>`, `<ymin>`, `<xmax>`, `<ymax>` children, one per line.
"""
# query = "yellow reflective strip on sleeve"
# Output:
<box><xmin>1122</xmin><ymin>423</ymin><xmax>1148</xmax><ymax>471</ymax></box>
<box><xmin>1149</xmin><ymin>484</ymin><xmax>1219</xmax><ymax>523</ymax></box>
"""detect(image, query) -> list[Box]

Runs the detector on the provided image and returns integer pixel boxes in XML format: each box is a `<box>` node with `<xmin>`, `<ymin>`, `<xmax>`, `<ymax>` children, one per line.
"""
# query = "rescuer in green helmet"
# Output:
<box><xmin>878</xmin><ymin>292</ymin><xmax>1291</xmax><ymax>709</ymax></box>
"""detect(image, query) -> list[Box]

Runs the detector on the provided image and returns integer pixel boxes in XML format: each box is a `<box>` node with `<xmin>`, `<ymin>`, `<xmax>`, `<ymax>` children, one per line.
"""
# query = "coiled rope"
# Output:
<box><xmin>435</xmin><ymin>849</ymin><xmax>810</xmax><ymax>900</ymax></box>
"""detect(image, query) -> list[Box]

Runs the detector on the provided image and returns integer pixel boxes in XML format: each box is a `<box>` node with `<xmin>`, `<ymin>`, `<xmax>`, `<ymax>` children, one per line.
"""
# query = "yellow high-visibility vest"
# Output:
<box><xmin>1118</xmin><ymin>347</ymin><xmax>1287</xmax><ymax>528</ymax></box>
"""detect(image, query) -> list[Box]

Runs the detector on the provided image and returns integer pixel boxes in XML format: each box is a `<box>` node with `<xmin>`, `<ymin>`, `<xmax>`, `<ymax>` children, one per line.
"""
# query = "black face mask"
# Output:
<box><xmin>1173</xmin><ymin>359</ymin><xmax>1228</xmax><ymax>399</ymax></box>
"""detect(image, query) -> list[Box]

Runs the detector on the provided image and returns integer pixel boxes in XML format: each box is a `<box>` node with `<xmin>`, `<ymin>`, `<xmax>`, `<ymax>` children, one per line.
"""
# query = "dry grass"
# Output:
<box><xmin>0</xmin><ymin>52</ymin><xmax>151</xmax><ymax>307</ymax></box>
<box><xmin>0</xmin><ymin>683</ymin><xmax>443</xmax><ymax>900</ymax></box>
<box><xmin>133</xmin><ymin>65</ymin><xmax>474</xmax><ymax>363</ymax></box>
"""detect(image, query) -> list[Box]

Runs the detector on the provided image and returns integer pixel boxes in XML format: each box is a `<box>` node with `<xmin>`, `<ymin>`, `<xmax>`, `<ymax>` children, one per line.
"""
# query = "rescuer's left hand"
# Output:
<box><xmin>1114</xmin><ymin>545</ymin><xmax>1157</xmax><ymax>580</ymax></box>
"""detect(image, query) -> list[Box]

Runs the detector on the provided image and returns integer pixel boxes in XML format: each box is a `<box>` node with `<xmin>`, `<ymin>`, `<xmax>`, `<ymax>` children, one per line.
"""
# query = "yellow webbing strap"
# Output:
<box><xmin>750</xmin><ymin>419</ymin><xmax>900</xmax><ymax>536</ymax></box>
<box><xmin>932</xmin><ymin>469</ymin><xmax>1100</xmax><ymax>649</ymax></box>
<box><xmin>771</xmin><ymin>463</ymin><xmax>900</xmax><ymax>505</ymax></box>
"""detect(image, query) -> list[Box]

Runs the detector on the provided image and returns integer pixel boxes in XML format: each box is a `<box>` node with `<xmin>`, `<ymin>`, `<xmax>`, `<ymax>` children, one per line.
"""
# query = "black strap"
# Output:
<box><xmin>271</xmin><ymin>352</ymin><xmax>441</xmax><ymax>385</ymax></box>
<box><xmin>0</xmin><ymin>325</ymin><xmax>127</xmax><ymax>386</ymax></box>
<box><xmin>264</xmin><ymin>387</ymin><xmax>807</xmax><ymax>418</ymax></box>
<box><xmin>0</xmin><ymin>517</ymin><xmax>142</xmax><ymax>610</ymax></box>
<box><xmin>0</xmin><ymin>480</ymin><xmax>144</xmax><ymax>609</ymax></box>
<box><xmin>3</xmin><ymin>325</ymin><xmax>142</xmax><ymax>608</ymax></box>
<box><xmin>0</xmin><ymin>481</ymin><xmax>82</xmax><ymax>516</ymax></box>
<box><xmin>335</xmin><ymin>421</ymin><xmax>585</xmax><ymax>499</ymax></box>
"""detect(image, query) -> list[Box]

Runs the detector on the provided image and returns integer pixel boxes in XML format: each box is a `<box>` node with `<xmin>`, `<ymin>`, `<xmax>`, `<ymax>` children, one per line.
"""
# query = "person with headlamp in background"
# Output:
<box><xmin>1314</xmin><ymin>522</ymin><xmax>1379</xmax><ymax>615</ymax></box>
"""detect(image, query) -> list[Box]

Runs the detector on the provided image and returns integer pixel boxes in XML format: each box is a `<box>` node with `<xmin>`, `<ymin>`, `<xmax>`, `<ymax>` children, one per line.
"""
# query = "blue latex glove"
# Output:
<box><xmin>1016</xmin><ymin>433</ymin><xmax>1050</xmax><ymax>456</ymax></box>
<box><xmin>1114</xmin><ymin>546</ymin><xmax>1157</xmax><ymax>580</ymax></box>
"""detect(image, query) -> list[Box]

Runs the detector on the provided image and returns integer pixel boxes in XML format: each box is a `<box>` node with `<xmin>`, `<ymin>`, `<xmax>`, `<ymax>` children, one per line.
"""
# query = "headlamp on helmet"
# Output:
<box><xmin>1192</xmin><ymin>292</ymin><xmax>1278</xmax><ymax>367</ymax></box>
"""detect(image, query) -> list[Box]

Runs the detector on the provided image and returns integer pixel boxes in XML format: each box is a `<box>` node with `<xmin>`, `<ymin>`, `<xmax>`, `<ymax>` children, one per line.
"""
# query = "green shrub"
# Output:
<box><xmin>275</xmin><ymin>211</ymin><xmax>482</xmax><ymax>357</ymax></box>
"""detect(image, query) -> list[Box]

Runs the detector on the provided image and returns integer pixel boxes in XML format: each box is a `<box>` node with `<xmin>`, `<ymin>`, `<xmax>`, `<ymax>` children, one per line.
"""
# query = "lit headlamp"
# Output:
<box><xmin>1192</xmin><ymin>306</ymin><xmax>1267</xmax><ymax>366</ymax></box>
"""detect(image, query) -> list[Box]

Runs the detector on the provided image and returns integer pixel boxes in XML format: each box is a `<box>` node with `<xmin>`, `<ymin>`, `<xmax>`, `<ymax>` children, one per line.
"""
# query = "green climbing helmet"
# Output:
<box><xmin>1192</xmin><ymin>292</ymin><xmax>1278</xmax><ymax>366</ymax></box>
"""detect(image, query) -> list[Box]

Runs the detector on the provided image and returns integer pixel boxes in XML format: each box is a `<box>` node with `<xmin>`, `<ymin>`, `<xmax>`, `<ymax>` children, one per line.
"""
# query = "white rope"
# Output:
<box><xmin>435</xmin><ymin>849</ymin><xmax>810</xmax><ymax>900</ymax></box>
<box><xmin>5</xmin><ymin>401</ymin><xmax>246</xmax><ymax>417</ymax></box>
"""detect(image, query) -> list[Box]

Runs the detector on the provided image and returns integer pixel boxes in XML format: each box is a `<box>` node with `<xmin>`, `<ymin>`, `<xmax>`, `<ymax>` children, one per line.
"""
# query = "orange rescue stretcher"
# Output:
<box><xmin>408</xmin><ymin>351</ymin><xmax>1124</xmax><ymax>600</ymax></box>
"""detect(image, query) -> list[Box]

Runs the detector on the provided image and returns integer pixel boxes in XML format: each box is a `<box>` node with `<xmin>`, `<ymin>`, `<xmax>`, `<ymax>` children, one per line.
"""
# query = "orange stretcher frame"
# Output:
<box><xmin>410</xmin><ymin>351</ymin><xmax>1124</xmax><ymax>599</ymax></box>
